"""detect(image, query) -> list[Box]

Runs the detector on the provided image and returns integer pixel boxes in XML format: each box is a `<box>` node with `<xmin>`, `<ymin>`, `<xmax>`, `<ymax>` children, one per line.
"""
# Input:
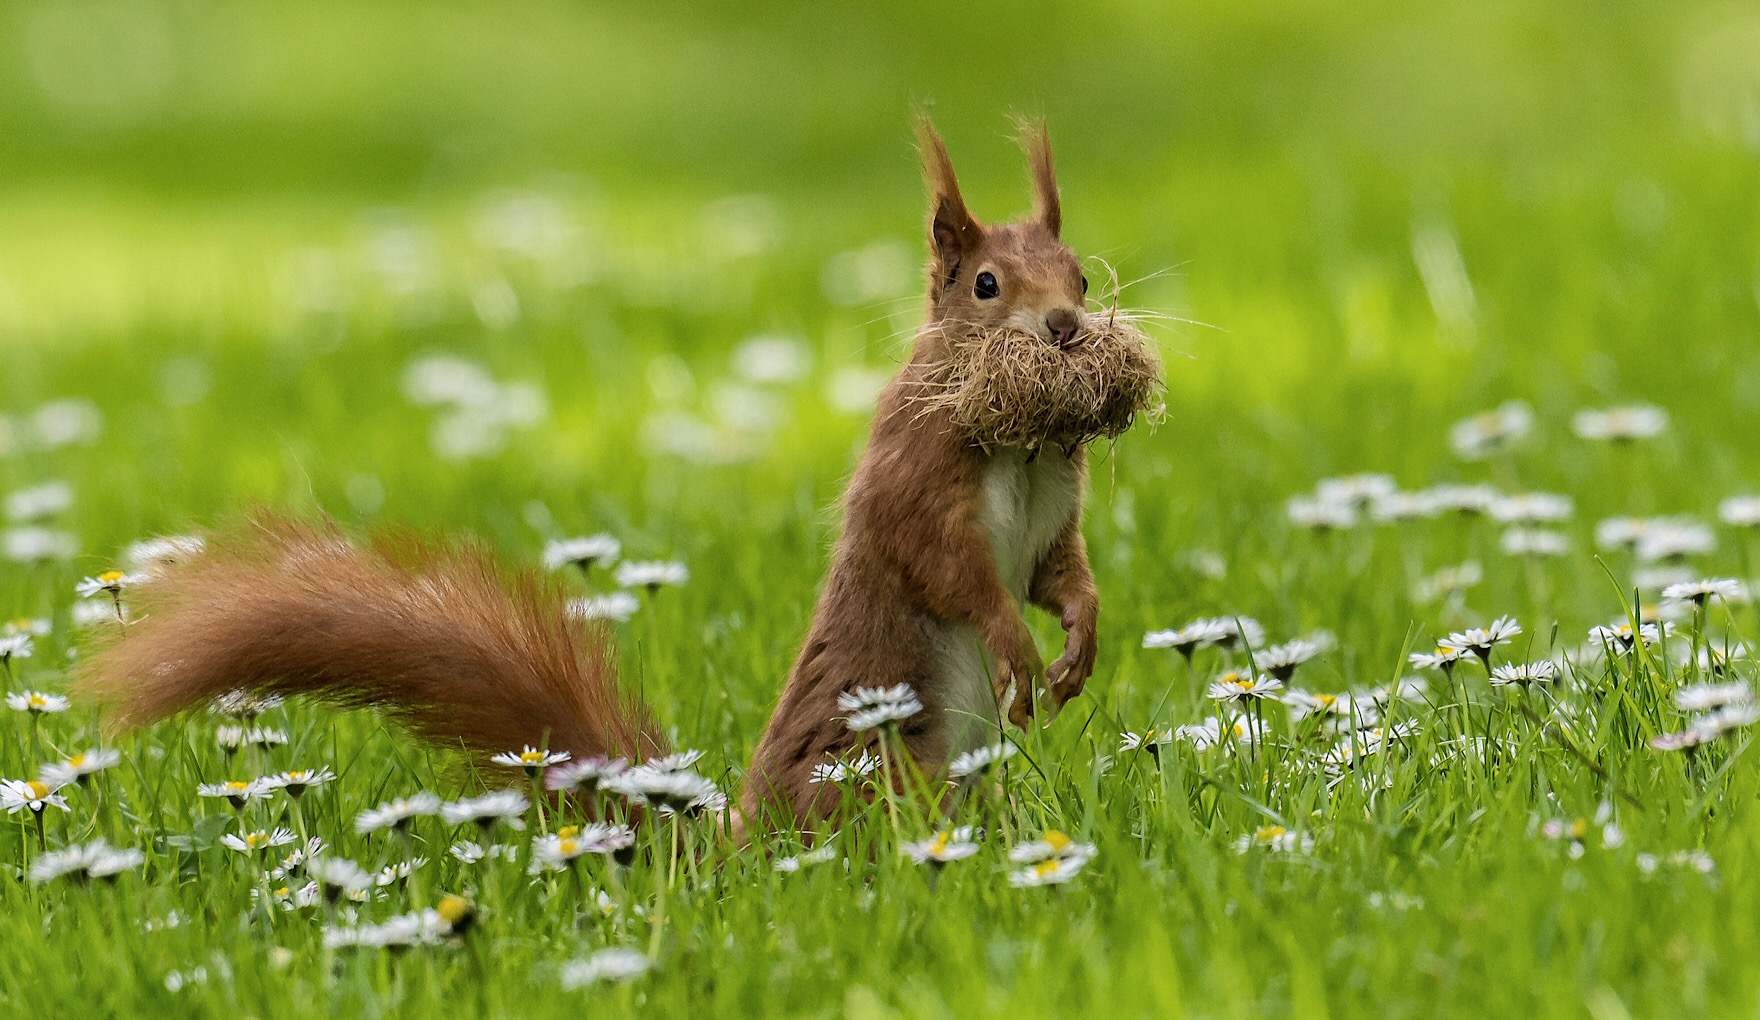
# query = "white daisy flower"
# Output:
<box><xmin>532</xmin><ymin>823</ymin><xmax>637</xmax><ymax>870</ymax></box>
<box><xmin>30</xmin><ymin>841</ymin><xmax>103</xmax><ymax>883</ymax></box>
<box><xmin>1501</xmin><ymin>528</ymin><xmax>1570</xmax><ymax>558</ymax></box>
<box><xmin>1635</xmin><ymin>521</ymin><xmax>1715</xmax><ymax>563</ymax></box>
<box><xmin>307</xmin><ymin>856</ymin><xmax>374</xmax><ymax>899</ymax></box>
<box><xmin>1421</xmin><ymin>484</ymin><xmax>1502</xmax><ymax>516</ymax></box>
<box><xmin>0</xmin><ymin>632</ymin><xmax>33</xmax><ymax>665</ymax></box>
<box><xmin>1718</xmin><ymin>496</ymin><xmax>1760</xmax><ymax>528</ymax></box>
<box><xmin>1490</xmin><ymin>492</ymin><xmax>1573</xmax><ymax>524</ymax></box>
<box><xmin>1445</xmin><ymin>616</ymin><xmax>1522</xmax><ymax>663</ymax></box>
<box><xmin>614</xmin><ymin>560</ymin><xmax>689</xmax><ymax>591</ymax></box>
<box><xmin>215</xmin><ymin>726</ymin><xmax>247</xmax><ymax>752</ymax></box>
<box><xmin>1675</xmin><ymin>681</ymin><xmax>1754</xmax><ymax>713</ymax></box>
<box><xmin>1488</xmin><ymin>661</ymin><xmax>1559</xmax><ymax>688</ymax></box>
<box><xmin>124</xmin><ymin>535</ymin><xmax>205</xmax><ymax>573</ymax></box>
<box><xmin>838</xmin><ymin>683</ymin><xmax>924</xmax><ymax>732</ymax></box>
<box><xmin>374</xmin><ymin>858</ymin><xmax>428</xmax><ymax>886</ymax></box>
<box><xmin>210</xmin><ymin>690</ymin><xmax>285</xmax><ymax>719</ymax></box>
<box><xmin>1588</xmin><ymin>620</ymin><xmax>1672</xmax><ymax>649</ymax></box>
<box><xmin>355</xmin><ymin>793</ymin><xmax>442</xmax><ymax>834</ymax></box>
<box><xmin>561</xmin><ymin>948</ymin><xmax>653</xmax><ymax>988</ymax></box>
<box><xmin>261</xmin><ymin>767</ymin><xmax>336</xmax><ymax>799</ymax></box>
<box><xmin>1286</xmin><ymin>496</ymin><xmax>1356</xmax><ymax>530</ymax></box>
<box><xmin>1699</xmin><ymin>701</ymin><xmax>1760</xmax><ymax>736</ymax></box>
<box><xmin>1449</xmin><ymin>401</ymin><xmax>1532</xmax><ymax>460</ymax></box>
<box><xmin>1255</xmin><ymin>638</ymin><xmax>1323</xmax><ymax>680</ymax></box>
<box><xmin>901</xmin><ymin>826</ymin><xmax>981</xmax><ymax>866</ymax></box>
<box><xmin>1314</xmin><ymin>474</ymin><xmax>1397</xmax><ymax>508</ymax></box>
<box><xmin>3</xmin><ymin>526</ymin><xmax>77</xmax><ymax>564</ymax></box>
<box><xmin>542</xmin><ymin>534</ymin><xmax>622</xmax><ymax>572</ymax></box>
<box><xmin>545</xmin><ymin>756</ymin><xmax>629</xmax><ymax>793</ymax></box>
<box><xmin>1205</xmin><ymin>670</ymin><xmax>1283</xmax><ymax>703</ymax></box>
<box><xmin>1662</xmin><ymin>578</ymin><xmax>1747</xmax><ymax>606</ymax></box>
<box><xmin>39</xmin><ymin>748</ymin><xmax>121</xmax><ymax>787</ymax></box>
<box><xmin>1174</xmin><ymin>716</ymin><xmax>1255</xmax><ymax>751</ymax></box>
<box><xmin>1117</xmin><ymin>728</ymin><xmax>1174</xmax><ymax>754</ymax></box>
<box><xmin>948</xmin><ymin>741</ymin><xmax>1017</xmax><ymax>780</ymax></box>
<box><xmin>602</xmin><ymin>766</ymin><xmax>723</xmax><ymax>815</ymax></box>
<box><xmin>5</xmin><ymin>481</ymin><xmax>73</xmax><ymax>522</ymax></box>
<box><xmin>1008</xmin><ymin>830</ymin><xmax>1097</xmax><ymax>866</ymax></box>
<box><xmin>641</xmin><ymin>750</ymin><xmax>705</xmax><ymax>773</ymax></box>
<box><xmin>566</xmin><ymin>592</ymin><xmax>641</xmax><ymax>623</ymax></box>
<box><xmin>1233</xmin><ymin>824</ymin><xmax>1315</xmax><ymax>854</ymax></box>
<box><xmin>1282</xmin><ymin>689</ymin><xmax>1358</xmax><ymax>722</ymax></box>
<box><xmin>1369</xmin><ymin>491</ymin><xmax>1439</xmax><ymax>523</ymax></box>
<box><xmin>1009</xmin><ymin>854</ymin><xmax>1092</xmax><ymax>887</ymax></box>
<box><xmin>7</xmin><ymin>690</ymin><xmax>69</xmax><ymax>715</ymax></box>
<box><xmin>490</xmin><ymin>745</ymin><xmax>572</xmax><ymax>774</ymax></box>
<box><xmin>85</xmin><ymin>843</ymin><xmax>146</xmax><ymax>881</ymax></box>
<box><xmin>75</xmin><ymin>570</ymin><xmax>145</xmax><ymax>599</ymax></box>
<box><xmin>198</xmin><ymin>778</ymin><xmax>273</xmax><ymax>809</ymax></box>
<box><xmin>221</xmin><ymin>828</ymin><xmax>297</xmax><ymax>854</ymax></box>
<box><xmin>441</xmin><ymin>790</ymin><xmax>529</xmax><ymax>829</ymax></box>
<box><xmin>808</xmin><ymin>752</ymin><xmax>881</xmax><ymax>784</ymax></box>
<box><xmin>2</xmin><ymin>778</ymin><xmax>70</xmax><ymax>814</ymax></box>
<box><xmin>3</xmin><ymin>617</ymin><xmax>50</xmax><ymax>638</ymax></box>
<box><xmin>269</xmin><ymin>837</ymin><xmax>326</xmax><ymax>879</ymax></box>
<box><xmin>1572</xmin><ymin>404</ymin><xmax>1667</xmax><ymax>441</ymax></box>
<box><xmin>245</xmin><ymin>726</ymin><xmax>289</xmax><ymax>748</ymax></box>
<box><xmin>1408</xmin><ymin>644</ymin><xmax>1471</xmax><ymax>673</ymax></box>
<box><xmin>775</xmin><ymin>845</ymin><xmax>840</xmax><ymax>873</ymax></box>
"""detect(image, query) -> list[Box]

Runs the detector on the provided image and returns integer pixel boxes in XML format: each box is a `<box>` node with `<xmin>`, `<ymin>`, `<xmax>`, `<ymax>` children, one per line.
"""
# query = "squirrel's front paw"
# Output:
<box><xmin>1047</xmin><ymin>604</ymin><xmax>1098</xmax><ymax>710</ymax></box>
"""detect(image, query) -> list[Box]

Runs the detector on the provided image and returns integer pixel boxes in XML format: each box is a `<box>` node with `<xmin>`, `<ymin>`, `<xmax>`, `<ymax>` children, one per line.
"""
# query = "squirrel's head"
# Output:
<box><xmin>916</xmin><ymin>116</ymin><xmax>1087</xmax><ymax>346</ymax></box>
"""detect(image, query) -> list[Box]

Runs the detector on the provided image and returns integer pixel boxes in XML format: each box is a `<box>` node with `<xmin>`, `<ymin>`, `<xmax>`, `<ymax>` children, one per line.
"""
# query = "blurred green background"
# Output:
<box><xmin>2</xmin><ymin>0</ymin><xmax>1760</xmax><ymax>738</ymax></box>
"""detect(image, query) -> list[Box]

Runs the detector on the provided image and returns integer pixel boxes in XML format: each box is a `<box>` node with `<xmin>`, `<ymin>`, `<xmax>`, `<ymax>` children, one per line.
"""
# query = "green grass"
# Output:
<box><xmin>3</xmin><ymin>0</ymin><xmax>1760</xmax><ymax>1015</ymax></box>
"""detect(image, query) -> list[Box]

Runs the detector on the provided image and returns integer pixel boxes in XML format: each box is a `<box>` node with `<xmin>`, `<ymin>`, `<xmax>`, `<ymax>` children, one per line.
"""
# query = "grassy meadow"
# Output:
<box><xmin>4</xmin><ymin>0</ymin><xmax>1760</xmax><ymax>1015</ymax></box>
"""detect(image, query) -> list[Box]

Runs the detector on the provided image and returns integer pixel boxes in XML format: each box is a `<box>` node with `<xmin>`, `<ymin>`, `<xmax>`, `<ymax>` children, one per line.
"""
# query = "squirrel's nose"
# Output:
<box><xmin>1045</xmin><ymin>309</ymin><xmax>1084</xmax><ymax>348</ymax></box>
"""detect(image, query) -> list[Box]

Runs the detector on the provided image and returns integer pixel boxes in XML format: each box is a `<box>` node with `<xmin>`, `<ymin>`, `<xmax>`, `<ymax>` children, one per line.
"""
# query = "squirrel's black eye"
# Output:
<box><xmin>974</xmin><ymin>271</ymin><xmax>999</xmax><ymax>300</ymax></box>
<box><xmin>1081</xmin><ymin>274</ymin><xmax>1089</xmax><ymax>295</ymax></box>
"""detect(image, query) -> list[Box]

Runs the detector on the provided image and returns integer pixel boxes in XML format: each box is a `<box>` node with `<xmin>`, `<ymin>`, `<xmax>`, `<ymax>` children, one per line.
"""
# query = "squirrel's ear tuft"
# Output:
<box><xmin>915</xmin><ymin>114</ymin><xmax>983</xmax><ymax>291</ymax></box>
<box><xmin>1015</xmin><ymin>117</ymin><xmax>1060</xmax><ymax>237</ymax></box>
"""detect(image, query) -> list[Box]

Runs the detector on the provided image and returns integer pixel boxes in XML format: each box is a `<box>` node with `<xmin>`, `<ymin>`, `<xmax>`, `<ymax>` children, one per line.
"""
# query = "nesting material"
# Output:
<box><xmin>915</xmin><ymin>314</ymin><xmax>1164</xmax><ymax>449</ymax></box>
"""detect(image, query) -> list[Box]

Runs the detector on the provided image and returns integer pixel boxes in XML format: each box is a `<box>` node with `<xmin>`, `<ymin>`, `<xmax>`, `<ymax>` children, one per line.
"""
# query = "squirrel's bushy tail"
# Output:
<box><xmin>76</xmin><ymin>515</ymin><xmax>666</xmax><ymax>762</ymax></box>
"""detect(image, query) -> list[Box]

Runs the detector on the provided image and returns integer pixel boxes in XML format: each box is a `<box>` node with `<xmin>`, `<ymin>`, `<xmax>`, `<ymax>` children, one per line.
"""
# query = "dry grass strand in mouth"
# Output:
<box><xmin>914</xmin><ymin>313</ymin><xmax>1165</xmax><ymax>449</ymax></box>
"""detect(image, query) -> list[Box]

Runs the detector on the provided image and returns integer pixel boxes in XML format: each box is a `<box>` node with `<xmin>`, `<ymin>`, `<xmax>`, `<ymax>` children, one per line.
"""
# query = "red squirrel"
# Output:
<box><xmin>77</xmin><ymin>117</ymin><xmax>1159</xmax><ymax>831</ymax></box>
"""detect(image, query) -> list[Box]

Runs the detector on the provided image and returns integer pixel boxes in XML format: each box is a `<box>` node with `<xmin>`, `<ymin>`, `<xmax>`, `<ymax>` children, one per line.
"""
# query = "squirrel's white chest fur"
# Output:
<box><xmin>930</xmin><ymin>448</ymin><xmax>1082</xmax><ymax>759</ymax></box>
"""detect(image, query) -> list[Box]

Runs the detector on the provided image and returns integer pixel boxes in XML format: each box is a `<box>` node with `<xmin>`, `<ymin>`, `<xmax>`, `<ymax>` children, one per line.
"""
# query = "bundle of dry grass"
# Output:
<box><xmin>915</xmin><ymin>313</ymin><xmax>1164</xmax><ymax>449</ymax></box>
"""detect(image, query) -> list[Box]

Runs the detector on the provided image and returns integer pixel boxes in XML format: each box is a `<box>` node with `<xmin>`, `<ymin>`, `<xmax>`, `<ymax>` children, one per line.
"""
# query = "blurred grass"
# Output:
<box><xmin>1</xmin><ymin>0</ymin><xmax>1760</xmax><ymax>1015</ymax></box>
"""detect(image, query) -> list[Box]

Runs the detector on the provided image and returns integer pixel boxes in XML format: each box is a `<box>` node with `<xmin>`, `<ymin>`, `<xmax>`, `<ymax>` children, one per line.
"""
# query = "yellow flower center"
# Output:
<box><xmin>27</xmin><ymin>694</ymin><xmax>46</xmax><ymax>708</ymax></box>
<box><xmin>1255</xmin><ymin>825</ymin><xmax>1287</xmax><ymax>844</ymax></box>
<box><xmin>930</xmin><ymin>832</ymin><xmax>951</xmax><ymax>854</ymax></box>
<box><xmin>557</xmin><ymin>838</ymin><xmax>579</xmax><ymax>856</ymax></box>
<box><xmin>224</xmin><ymin>781</ymin><xmax>250</xmax><ymax>794</ymax></box>
<box><xmin>287</xmin><ymin>771</ymin><xmax>308</xmax><ymax>781</ymax></box>
<box><xmin>557</xmin><ymin>826</ymin><xmax>580</xmax><ymax>840</ymax></box>
<box><xmin>1043</xmin><ymin>830</ymin><xmax>1072</xmax><ymax>853</ymax></box>
<box><xmin>98</xmin><ymin>570</ymin><xmax>125</xmax><ymax>584</ymax></box>
<box><xmin>275</xmin><ymin>886</ymin><xmax>290</xmax><ymax>898</ymax></box>
<box><xmin>520</xmin><ymin>750</ymin><xmax>545</xmax><ymax>764</ymax></box>
<box><xmin>1033</xmin><ymin>860</ymin><xmax>1060</xmax><ymax>878</ymax></box>
<box><xmin>1569</xmin><ymin>819</ymin><xmax>1587</xmax><ymax>840</ymax></box>
<box><xmin>26</xmin><ymin>780</ymin><xmax>48</xmax><ymax>799</ymax></box>
<box><xmin>436</xmin><ymin>894</ymin><xmax>470</xmax><ymax>924</ymax></box>
<box><xmin>1316</xmin><ymin>693</ymin><xmax>1336</xmax><ymax>707</ymax></box>
<box><xmin>245</xmin><ymin>833</ymin><xmax>269</xmax><ymax>849</ymax></box>
<box><xmin>66</xmin><ymin>755</ymin><xmax>85</xmax><ymax>768</ymax></box>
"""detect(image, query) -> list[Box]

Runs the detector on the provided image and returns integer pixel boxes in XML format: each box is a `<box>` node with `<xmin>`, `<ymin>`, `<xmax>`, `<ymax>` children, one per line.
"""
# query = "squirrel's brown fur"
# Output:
<box><xmin>79</xmin><ymin>517</ymin><xmax>664</xmax><ymax>762</ymax></box>
<box><xmin>76</xmin><ymin>118</ymin><xmax>1156</xmax><ymax>833</ymax></box>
